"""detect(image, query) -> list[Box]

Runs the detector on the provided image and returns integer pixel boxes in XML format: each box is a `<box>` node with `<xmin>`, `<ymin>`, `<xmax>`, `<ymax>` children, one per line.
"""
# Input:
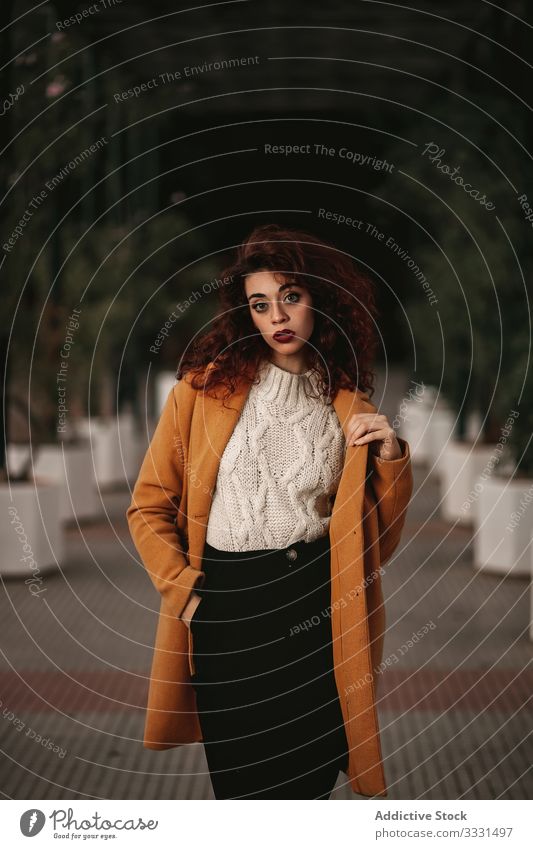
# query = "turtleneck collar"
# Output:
<box><xmin>265</xmin><ymin>359</ymin><xmax>314</xmax><ymax>378</ymax></box>
<box><xmin>255</xmin><ymin>359</ymin><xmax>323</xmax><ymax>407</ymax></box>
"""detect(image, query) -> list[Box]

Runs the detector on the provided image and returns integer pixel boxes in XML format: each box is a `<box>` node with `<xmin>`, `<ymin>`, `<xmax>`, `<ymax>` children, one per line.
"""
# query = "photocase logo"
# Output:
<box><xmin>20</xmin><ymin>809</ymin><xmax>46</xmax><ymax>836</ymax></box>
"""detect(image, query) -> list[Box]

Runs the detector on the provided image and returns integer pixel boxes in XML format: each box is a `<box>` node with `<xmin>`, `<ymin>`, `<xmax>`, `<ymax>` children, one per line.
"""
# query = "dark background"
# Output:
<box><xmin>2</xmin><ymin>0</ymin><xmax>532</xmax><ymax>438</ymax></box>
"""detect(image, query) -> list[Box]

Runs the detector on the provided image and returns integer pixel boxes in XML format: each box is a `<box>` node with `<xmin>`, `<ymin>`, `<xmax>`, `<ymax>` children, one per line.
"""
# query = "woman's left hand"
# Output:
<box><xmin>346</xmin><ymin>413</ymin><xmax>402</xmax><ymax>460</ymax></box>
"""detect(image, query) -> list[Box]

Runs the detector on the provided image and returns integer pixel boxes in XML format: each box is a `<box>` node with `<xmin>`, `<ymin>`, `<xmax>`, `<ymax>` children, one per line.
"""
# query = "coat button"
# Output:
<box><xmin>286</xmin><ymin>548</ymin><xmax>298</xmax><ymax>562</ymax></box>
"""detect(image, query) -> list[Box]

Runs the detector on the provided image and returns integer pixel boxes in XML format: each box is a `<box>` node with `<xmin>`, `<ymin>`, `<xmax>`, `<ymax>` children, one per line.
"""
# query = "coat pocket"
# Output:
<box><xmin>187</xmin><ymin>625</ymin><xmax>196</xmax><ymax>677</ymax></box>
<box><xmin>186</xmin><ymin>596</ymin><xmax>204</xmax><ymax>678</ymax></box>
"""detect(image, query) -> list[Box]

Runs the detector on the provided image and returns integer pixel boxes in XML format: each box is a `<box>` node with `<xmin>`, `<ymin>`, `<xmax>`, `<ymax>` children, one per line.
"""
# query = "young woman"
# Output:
<box><xmin>127</xmin><ymin>223</ymin><xmax>413</xmax><ymax>800</ymax></box>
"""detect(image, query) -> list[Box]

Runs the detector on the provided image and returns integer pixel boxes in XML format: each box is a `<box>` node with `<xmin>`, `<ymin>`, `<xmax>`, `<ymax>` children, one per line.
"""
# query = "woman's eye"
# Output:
<box><xmin>251</xmin><ymin>292</ymin><xmax>300</xmax><ymax>312</ymax></box>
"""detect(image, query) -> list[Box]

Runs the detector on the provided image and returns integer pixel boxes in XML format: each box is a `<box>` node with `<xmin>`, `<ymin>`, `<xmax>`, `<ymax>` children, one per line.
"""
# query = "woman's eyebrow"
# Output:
<box><xmin>247</xmin><ymin>282</ymin><xmax>303</xmax><ymax>301</ymax></box>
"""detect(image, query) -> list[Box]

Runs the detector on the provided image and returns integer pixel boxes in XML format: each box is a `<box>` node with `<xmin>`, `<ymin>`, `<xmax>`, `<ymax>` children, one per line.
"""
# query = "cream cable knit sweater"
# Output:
<box><xmin>205</xmin><ymin>360</ymin><xmax>346</xmax><ymax>551</ymax></box>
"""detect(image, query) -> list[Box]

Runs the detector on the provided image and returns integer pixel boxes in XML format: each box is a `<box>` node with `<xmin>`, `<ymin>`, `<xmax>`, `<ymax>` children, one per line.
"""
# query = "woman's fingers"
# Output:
<box><xmin>346</xmin><ymin>413</ymin><xmax>388</xmax><ymax>445</ymax></box>
<box><xmin>351</xmin><ymin>427</ymin><xmax>391</xmax><ymax>446</ymax></box>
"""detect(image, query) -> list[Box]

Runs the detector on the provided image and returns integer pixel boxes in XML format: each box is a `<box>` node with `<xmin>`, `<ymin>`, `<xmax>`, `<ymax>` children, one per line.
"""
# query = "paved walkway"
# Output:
<box><xmin>1</xmin><ymin>462</ymin><xmax>531</xmax><ymax>800</ymax></box>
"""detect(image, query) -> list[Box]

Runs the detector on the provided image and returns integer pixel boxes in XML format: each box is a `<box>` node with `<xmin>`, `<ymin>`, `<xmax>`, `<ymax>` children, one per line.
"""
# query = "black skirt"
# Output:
<box><xmin>189</xmin><ymin>531</ymin><xmax>349</xmax><ymax>799</ymax></box>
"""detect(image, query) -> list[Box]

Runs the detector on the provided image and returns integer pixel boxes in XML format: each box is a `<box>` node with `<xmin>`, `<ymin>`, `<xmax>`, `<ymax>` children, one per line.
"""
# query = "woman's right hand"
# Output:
<box><xmin>181</xmin><ymin>590</ymin><xmax>203</xmax><ymax>628</ymax></box>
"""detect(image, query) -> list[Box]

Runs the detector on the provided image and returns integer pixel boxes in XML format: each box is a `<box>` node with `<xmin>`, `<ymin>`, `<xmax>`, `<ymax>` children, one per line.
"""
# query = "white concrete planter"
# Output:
<box><xmin>427</xmin><ymin>404</ymin><xmax>457</xmax><ymax>479</ymax></box>
<box><xmin>397</xmin><ymin>385</ymin><xmax>436</xmax><ymax>464</ymax></box>
<box><xmin>77</xmin><ymin>413</ymin><xmax>139</xmax><ymax>488</ymax></box>
<box><xmin>474</xmin><ymin>475</ymin><xmax>533</xmax><ymax>577</ymax></box>
<box><xmin>8</xmin><ymin>443</ymin><xmax>99</xmax><ymax>523</ymax></box>
<box><xmin>439</xmin><ymin>441</ymin><xmax>504</xmax><ymax>525</ymax></box>
<box><xmin>398</xmin><ymin>385</ymin><xmax>456</xmax><ymax>470</ymax></box>
<box><xmin>155</xmin><ymin>371</ymin><xmax>177</xmax><ymax>417</ymax></box>
<box><xmin>0</xmin><ymin>478</ymin><xmax>63</xmax><ymax>577</ymax></box>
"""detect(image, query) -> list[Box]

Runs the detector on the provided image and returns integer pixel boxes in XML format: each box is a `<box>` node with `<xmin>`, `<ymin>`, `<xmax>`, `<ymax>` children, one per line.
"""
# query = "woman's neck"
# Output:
<box><xmin>267</xmin><ymin>353</ymin><xmax>313</xmax><ymax>375</ymax></box>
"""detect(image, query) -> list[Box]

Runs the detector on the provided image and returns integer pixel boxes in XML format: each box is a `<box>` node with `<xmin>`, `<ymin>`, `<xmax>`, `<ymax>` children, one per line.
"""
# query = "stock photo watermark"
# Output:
<box><xmin>289</xmin><ymin>564</ymin><xmax>386</xmax><ymax>636</ymax></box>
<box><xmin>391</xmin><ymin>380</ymin><xmax>426</xmax><ymax>431</ymax></box>
<box><xmin>374</xmin><ymin>228</ymin><xmax>438</xmax><ymax>306</ymax></box>
<box><xmin>460</xmin><ymin>409</ymin><xmax>519</xmax><ymax>515</ymax></box>
<box><xmin>7</xmin><ymin>507</ymin><xmax>47</xmax><ymax>597</ymax></box>
<box><xmin>56</xmin><ymin>308</ymin><xmax>82</xmax><ymax>434</ymax></box>
<box><xmin>46</xmin><ymin>807</ymin><xmax>159</xmax><ymax>835</ymax></box>
<box><xmin>506</xmin><ymin>481</ymin><xmax>533</xmax><ymax>533</ymax></box>
<box><xmin>3</xmin><ymin>138</ymin><xmax>108</xmax><ymax>254</ymax></box>
<box><xmin>173</xmin><ymin>437</ymin><xmax>212</xmax><ymax>496</ymax></box>
<box><xmin>0</xmin><ymin>698</ymin><xmax>67</xmax><ymax>759</ymax></box>
<box><xmin>113</xmin><ymin>56</ymin><xmax>261</xmax><ymax>102</ymax></box>
<box><xmin>517</xmin><ymin>193</ymin><xmax>533</xmax><ymax>229</ymax></box>
<box><xmin>264</xmin><ymin>142</ymin><xmax>394</xmax><ymax>172</ymax></box>
<box><xmin>149</xmin><ymin>274</ymin><xmax>233</xmax><ymax>354</ymax></box>
<box><xmin>318</xmin><ymin>209</ymin><xmax>438</xmax><ymax>305</ymax></box>
<box><xmin>421</xmin><ymin>142</ymin><xmax>496</xmax><ymax>211</ymax></box>
<box><xmin>56</xmin><ymin>0</ymin><xmax>123</xmax><ymax>30</ymax></box>
<box><xmin>344</xmin><ymin>620</ymin><xmax>436</xmax><ymax>697</ymax></box>
<box><xmin>1</xmin><ymin>83</ymin><xmax>24</xmax><ymax>116</ymax></box>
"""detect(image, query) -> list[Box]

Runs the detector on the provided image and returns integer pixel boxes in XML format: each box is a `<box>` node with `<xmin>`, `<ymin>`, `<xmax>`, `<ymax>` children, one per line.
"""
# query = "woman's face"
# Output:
<box><xmin>244</xmin><ymin>270</ymin><xmax>314</xmax><ymax>361</ymax></box>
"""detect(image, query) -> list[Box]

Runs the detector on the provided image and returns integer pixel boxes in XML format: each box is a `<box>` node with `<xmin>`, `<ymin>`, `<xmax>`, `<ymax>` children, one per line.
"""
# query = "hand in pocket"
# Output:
<box><xmin>181</xmin><ymin>590</ymin><xmax>203</xmax><ymax>629</ymax></box>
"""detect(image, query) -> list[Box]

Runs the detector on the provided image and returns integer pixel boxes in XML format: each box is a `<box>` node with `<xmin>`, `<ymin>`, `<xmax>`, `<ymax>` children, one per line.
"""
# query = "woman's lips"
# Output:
<box><xmin>273</xmin><ymin>330</ymin><xmax>295</xmax><ymax>343</ymax></box>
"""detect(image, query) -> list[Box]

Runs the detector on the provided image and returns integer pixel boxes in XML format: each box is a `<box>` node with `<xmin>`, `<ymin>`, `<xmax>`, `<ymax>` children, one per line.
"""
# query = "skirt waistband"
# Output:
<box><xmin>198</xmin><ymin>532</ymin><xmax>331</xmax><ymax>594</ymax></box>
<box><xmin>202</xmin><ymin>531</ymin><xmax>330</xmax><ymax>561</ymax></box>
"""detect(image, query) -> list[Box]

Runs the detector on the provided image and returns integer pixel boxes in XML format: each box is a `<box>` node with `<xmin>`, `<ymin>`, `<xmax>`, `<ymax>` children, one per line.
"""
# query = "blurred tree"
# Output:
<box><xmin>375</xmin><ymin>93</ymin><xmax>532</xmax><ymax>443</ymax></box>
<box><xmin>1</xmin><ymin>2</ymin><xmax>219</xmax><ymax>460</ymax></box>
<box><xmin>4</xmin><ymin>6</ymin><xmax>91</xmax><ymax>445</ymax></box>
<box><xmin>59</xmin><ymin>209</ymin><xmax>218</xmax><ymax>419</ymax></box>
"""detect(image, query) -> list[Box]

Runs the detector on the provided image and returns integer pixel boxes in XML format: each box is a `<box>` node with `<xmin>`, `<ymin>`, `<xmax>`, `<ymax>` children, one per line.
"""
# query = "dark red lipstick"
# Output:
<box><xmin>273</xmin><ymin>329</ymin><xmax>295</xmax><ymax>343</ymax></box>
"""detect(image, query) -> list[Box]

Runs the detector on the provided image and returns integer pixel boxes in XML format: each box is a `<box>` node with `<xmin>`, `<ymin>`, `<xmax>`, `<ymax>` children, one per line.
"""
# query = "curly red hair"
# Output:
<box><xmin>177</xmin><ymin>223</ymin><xmax>378</xmax><ymax>403</ymax></box>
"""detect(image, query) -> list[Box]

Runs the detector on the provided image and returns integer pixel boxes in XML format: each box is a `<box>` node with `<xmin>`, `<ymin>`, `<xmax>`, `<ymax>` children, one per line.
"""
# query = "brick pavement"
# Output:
<box><xmin>1</xmin><ymin>467</ymin><xmax>531</xmax><ymax>800</ymax></box>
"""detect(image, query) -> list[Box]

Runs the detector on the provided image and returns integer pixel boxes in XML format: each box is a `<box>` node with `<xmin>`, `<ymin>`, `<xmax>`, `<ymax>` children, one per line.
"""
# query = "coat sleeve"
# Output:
<box><xmin>366</xmin><ymin>435</ymin><xmax>414</xmax><ymax>564</ymax></box>
<box><xmin>126</xmin><ymin>384</ymin><xmax>205</xmax><ymax>619</ymax></box>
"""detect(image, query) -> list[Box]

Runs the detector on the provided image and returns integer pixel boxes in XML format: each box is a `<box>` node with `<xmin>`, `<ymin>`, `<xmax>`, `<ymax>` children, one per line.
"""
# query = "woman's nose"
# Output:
<box><xmin>271</xmin><ymin>301</ymin><xmax>288</xmax><ymax>322</ymax></box>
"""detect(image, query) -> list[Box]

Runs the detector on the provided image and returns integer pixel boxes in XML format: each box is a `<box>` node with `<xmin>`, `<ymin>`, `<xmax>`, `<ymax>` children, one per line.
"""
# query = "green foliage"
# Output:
<box><xmin>2</xmin><ymin>10</ymin><xmax>219</xmax><ymax>436</ymax></box>
<box><xmin>60</xmin><ymin>212</ymin><xmax>219</xmax><ymax>416</ymax></box>
<box><xmin>376</xmin><ymin>93</ymin><xmax>533</xmax><ymax>457</ymax></box>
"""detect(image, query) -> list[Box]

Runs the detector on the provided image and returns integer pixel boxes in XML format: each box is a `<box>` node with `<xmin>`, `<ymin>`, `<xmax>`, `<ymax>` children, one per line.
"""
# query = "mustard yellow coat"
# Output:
<box><xmin>126</xmin><ymin>362</ymin><xmax>414</xmax><ymax>798</ymax></box>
